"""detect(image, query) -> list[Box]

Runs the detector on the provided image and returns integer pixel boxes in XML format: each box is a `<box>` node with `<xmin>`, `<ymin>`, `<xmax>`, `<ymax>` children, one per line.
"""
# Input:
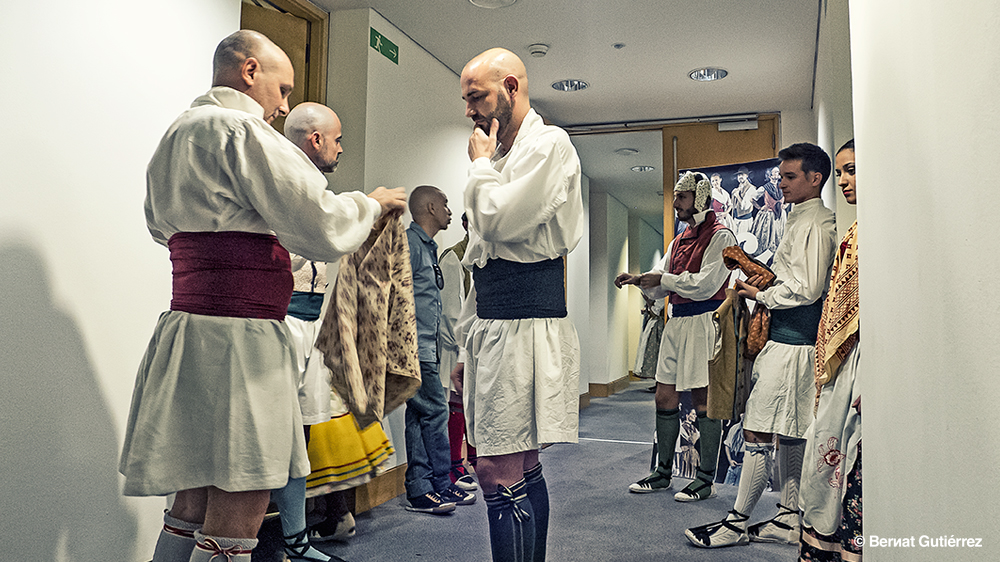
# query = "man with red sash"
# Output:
<box><xmin>615</xmin><ymin>171</ymin><xmax>736</xmax><ymax>503</ymax></box>
<box><xmin>118</xmin><ymin>30</ymin><xmax>405</xmax><ymax>562</ymax></box>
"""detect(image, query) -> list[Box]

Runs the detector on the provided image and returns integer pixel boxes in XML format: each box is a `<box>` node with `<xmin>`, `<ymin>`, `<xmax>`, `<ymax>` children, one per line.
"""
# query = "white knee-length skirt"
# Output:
<box><xmin>654</xmin><ymin>310</ymin><xmax>718</xmax><ymax>390</ymax></box>
<box><xmin>285</xmin><ymin>315</ymin><xmax>334</xmax><ymax>425</ymax></box>
<box><xmin>743</xmin><ymin>339</ymin><xmax>816</xmax><ymax>439</ymax></box>
<box><xmin>463</xmin><ymin>317</ymin><xmax>580</xmax><ymax>456</ymax></box>
<box><xmin>119</xmin><ymin>311</ymin><xmax>310</xmax><ymax>496</ymax></box>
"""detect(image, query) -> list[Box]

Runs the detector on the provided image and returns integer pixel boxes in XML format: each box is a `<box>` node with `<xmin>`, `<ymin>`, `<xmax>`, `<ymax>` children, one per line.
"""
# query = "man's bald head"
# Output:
<box><xmin>462</xmin><ymin>48</ymin><xmax>528</xmax><ymax>94</ymax></box>
<box><xmin>461</xmin><ymin>48</ymin><xmax>531</xmax><ymax>149</ymax></box>
<box><xmin>212</xmin><ymin>30</ymin><xmax>294</xmax><ymax>124</ymax></box>
<box><xmin>409</xmin><ymin>185</ymin><xmax>451</xmax><ymax>237</ymax></box>
<box><xmin>285</xmin><ymin>102</ymin><xmax>343</xmax><ymax>173</ymax></box>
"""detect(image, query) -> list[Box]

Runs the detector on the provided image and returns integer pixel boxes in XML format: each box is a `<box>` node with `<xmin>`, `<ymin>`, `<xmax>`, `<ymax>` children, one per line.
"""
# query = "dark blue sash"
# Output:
<box><xmin>672</xmin><ymin>300</ymin><xmax>723</xmax><ymax>318</ymax></box>
<box><xmin>286</xmin><ymin>291</ymin><xmax>324</xmax><ymax>321</ymax></box>
<box><xmin>769</xmin><ymin>299</ymin><xmax>824</xmax><ymax>345</ymax></box>
<box><xmin>474</xmin><ymin>258</ymin><xmax>566</xmax><ymax>320</ymax></box>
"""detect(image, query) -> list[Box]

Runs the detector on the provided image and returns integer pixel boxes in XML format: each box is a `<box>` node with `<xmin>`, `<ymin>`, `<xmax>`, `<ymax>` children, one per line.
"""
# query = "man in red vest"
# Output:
<box><xmin>615</xmin><ymin>171</ymin><xmax>736</xmax><ymax>503</ymax></box>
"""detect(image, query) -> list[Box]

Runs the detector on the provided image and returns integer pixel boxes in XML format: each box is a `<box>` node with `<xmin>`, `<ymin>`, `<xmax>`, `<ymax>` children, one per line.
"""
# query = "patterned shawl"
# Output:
<box><xmin>316</xmin><ymin>215</ymin><xmax>421</xmax><ymax>428</ymax></box>
<box><xmin>815</xmin><ymin>220</ymin><xmax>859</xmax><ymax>389</ymax></box>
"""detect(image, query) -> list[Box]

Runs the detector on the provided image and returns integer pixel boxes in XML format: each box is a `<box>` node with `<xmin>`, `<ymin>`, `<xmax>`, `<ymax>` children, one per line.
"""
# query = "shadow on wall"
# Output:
<box><xmin>0</xmin><ymin>239</ymin><xmax>137</xmax><ymax>562</ymax></box>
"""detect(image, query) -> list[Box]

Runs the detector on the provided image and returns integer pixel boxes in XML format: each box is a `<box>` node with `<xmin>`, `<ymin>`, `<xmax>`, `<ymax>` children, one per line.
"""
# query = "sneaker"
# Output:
<box><xmin>438</xmin><ymin>484</ymin><xmax>477</xmax><ymax>505</ymax></box>
<box><xmin>454</xmin><ymin>473</ymin><xmax>478</xmax><ymax>491</ymax></box>
<box><xmin>674</xmin><ymin>473</ymin><xmax>717</xmax><ymax>502</ymax></box>
<box><xmin>748</xmin><ymin>503</ymin><xmax>800</xmax><ymax>544</ymax></box>
<box><xmin>309</xmin><ymin>512</ymin><xmax>356</xmax><ymax>542</ymax></box>
<box><xmin>685</xmin><ymin>510</ymin><xmax>750</xmax><ymax>548</ymax></box>
<box><xmin>405</xmin><ymin>492</ymin><xmax>456</xmax><ymax>514</ymax></box>
<box><xmin>628</xmin><ymin>470</ymin><xmax>672</xmax><ymax>493</ymax></box>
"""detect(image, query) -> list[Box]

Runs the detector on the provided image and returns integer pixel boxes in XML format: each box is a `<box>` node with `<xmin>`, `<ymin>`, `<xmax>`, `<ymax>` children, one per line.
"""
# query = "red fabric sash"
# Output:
<box><xmin>668</xmin><ymin>211</ymin><xmax>729</xmax><ymax>306</ymax></box>
<box><xmin>168</xmin><ymin>232</ymin><xmax>292</xmax><ymax>320</ymax></box>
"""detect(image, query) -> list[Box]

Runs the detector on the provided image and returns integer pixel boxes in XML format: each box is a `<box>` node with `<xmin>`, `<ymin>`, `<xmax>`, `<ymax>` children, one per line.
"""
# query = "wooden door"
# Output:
<box><xmin>661</xmin><ymin>114</ymin><xmax>778</xmax><ymax>238</ymax></box>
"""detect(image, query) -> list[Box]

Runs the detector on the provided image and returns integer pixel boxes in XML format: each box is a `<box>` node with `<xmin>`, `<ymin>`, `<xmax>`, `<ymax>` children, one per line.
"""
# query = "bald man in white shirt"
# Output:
<box><xmin>119</xmin><ymin>31</ymin><xmax>403</xmax><ymax>562</ymax></box>
<box><xmin>451</xmin><ymin>47</ymin><xmax>584</xmax><ymax>562</ymax></box>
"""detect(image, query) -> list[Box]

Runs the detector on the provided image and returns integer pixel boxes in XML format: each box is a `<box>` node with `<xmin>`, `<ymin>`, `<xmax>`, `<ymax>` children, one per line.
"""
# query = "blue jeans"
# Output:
<box><xmin>404</xmin><ymin>361</ymin><xmax>452</xmax><ymax>497</ymax></box>
<box><xmin>725</xmin><ymin>464</ymin><xmax>743</xmax><ymax>486</ymax></box>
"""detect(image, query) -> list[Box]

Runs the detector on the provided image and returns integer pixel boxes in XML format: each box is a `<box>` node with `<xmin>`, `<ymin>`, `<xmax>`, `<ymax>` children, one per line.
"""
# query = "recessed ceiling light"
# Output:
<box><xmin>631</xmin><ymin>165</ymin><xmax>656</xmax><ymax>172</ymax></box>
<box><xmin>469</xmin><ymin>0</ymin><xmax>516</xmax><ymax>8</ymax></box>
<box><xmin>614</xmin><ymin>148</ymin><xmax>639</xmax><ymax>156</ymax></box>
<box><xmin>688</xmin><ymin>67</ymin><xmax>728</xmax><ymax>82</ymax></box>
<box><xmin>552</xmin><ymin>79</ymin><xmax>589</xmax><ymax>92</ymax></box>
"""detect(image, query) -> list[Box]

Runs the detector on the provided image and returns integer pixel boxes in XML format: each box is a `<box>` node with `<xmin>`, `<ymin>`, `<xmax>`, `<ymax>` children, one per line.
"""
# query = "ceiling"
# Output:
<box><xmin>311</xmin><ymin>0</ymin><xmax>821</xmax><ymax>231</ymax></box>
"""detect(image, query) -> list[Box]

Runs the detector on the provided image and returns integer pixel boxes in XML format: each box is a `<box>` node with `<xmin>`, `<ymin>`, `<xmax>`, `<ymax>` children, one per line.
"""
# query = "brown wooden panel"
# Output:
<box><xmin>661</xmin><ymin>114</ymin><xmax>778</xmax><ymax>238</ymax></box>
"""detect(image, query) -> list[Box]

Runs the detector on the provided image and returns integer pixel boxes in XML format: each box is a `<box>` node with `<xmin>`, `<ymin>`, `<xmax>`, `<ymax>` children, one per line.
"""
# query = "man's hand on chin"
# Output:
<box><xmin>468</xmin><ymin>118</ymin><xmax>499</xmax><ymax>161</ymax></box>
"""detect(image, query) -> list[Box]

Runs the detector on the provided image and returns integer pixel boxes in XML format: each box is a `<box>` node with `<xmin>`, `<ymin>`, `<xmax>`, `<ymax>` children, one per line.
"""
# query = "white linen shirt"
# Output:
<box><xmin>456</xmin><ymin>109</ymin><xmax>584</xmax><ymax>356</ymax></box>
<box><xmin>145</xmin><ymin>86</ymin><xmax>381</xmax><ymax>262</ymax></box>
<box><xmin>642</xmin><ymin>210</ymin><xmax>736</xmax><ymax>302</ymax></box>
<box><xmin>755</xmin><ymin>197</ymin><xmax>837</xmax><ymax>310</ymax></box>
<box><xmin>462</xmin><ymin>108</ymin><xmax>584</xmax><ymax>269</ymax></box>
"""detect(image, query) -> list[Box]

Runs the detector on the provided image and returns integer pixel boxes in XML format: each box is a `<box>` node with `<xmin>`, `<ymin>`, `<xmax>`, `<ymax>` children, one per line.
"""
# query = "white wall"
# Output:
<box><xmin>588</xmin><ymin>192</ymin><xmax>630</xmax><ymax>386</ymax></box>
<box><xmin>327</xmin><ymin>8</ymin><xmax>471</xmax><ymax>253</ymax></box>
<box><xmin>814</xmin><ymin>0</ymin><xmax>856</xmax><ymax>235</ymax></box>
<box><xmin>0</xmin><ymin>1</ymin><xmax>240</xmax><ymax>560</ymax></box>
<box><xmin>363</xmin><ymin>10</ymin><xmax>472</xmax><ymax>252</ymax></box>
<box><xmin>568</xmin><ymin>179</ymin><xmax>593</xmax><ymax>396</ymax></box>
<box><xmin>850</xmin><ymin>1</ymin><xmax>1000</xmax><ymax>559</ymax></box>
<box><xmin>326</xmin><ymin>8</ymin><xmax>371</xmax><ymax>197</ymax></box>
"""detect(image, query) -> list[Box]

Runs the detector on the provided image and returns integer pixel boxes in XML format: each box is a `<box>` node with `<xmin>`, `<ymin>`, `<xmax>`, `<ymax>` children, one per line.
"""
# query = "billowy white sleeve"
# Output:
<box><xmin>228</xmin><ymin>121</ymin><xmax>382</xmax><ymax>262</ymax></box>
<box><xmin>465</xmin><ymin>130</ymin><xmax>576</xmax><ymax>245</ymax></box>
<box><xmin>438</xmin><ymin>251</ymin><xmax>465</xmax><ymax>354</ymax></box>
<box><xmin>659</xmin><ymin>229</ymin><xmax>736</xmax><ymax>300</ymax></box>
<box><xmin>455</xmin><ymin>279</ymin><xmax>478</xmax><ymax>364</ymax></box>
<box><xmin>641</xmin><ymin>245</ymin><xmax>673</xmax><ymax>301</ymax></box>
<box><xmin>757</xmin><ymin>219</ymin><xmax>836</xmax><ymax>309</ymax></box>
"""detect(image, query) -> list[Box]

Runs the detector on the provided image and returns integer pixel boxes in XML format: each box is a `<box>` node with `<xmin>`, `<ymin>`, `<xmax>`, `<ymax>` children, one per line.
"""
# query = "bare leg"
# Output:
<box><xmin>481</xmin><ymin>450</ymin><xmax>538</xmax><ymax>562</ymax></box>
<box><xmin>203</xmin><ymin>487</ymin><xmax>271</xmax><ymax>538</ymax></box>
<box><xmin>170</xmin><ymin>487</ymin><xmax>208</xmax><ymax>524</ymax></box>
<box><xmin>151</xmin><ymin>488</ymin><xmax>206</xmax><ymax>561</ymax></box>
<box><xmin>654</xmin><ymin>382</ymin><xmax>680</xmax><ymax>411</ymax></box>
<box><xmin>477</xmin><ymin>451</ymin><xmax>528</xmax><ymax>494</ymax></box>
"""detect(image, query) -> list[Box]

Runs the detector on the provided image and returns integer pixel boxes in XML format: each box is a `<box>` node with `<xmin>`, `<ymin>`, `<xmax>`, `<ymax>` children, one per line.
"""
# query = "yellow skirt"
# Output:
<box><xmin>305</xmin><ymin>411</ymin><xmax>393</xmax><ymax>497</ymax></box>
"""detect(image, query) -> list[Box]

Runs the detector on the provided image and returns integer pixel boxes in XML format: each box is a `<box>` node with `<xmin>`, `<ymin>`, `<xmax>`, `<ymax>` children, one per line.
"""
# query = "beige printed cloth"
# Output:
<box><xmin>815</xmin><ymin>220</ymin><xmax>859</xmax><ymax>389</ymax></box>
<box><xmin>316</xmin><ymin>215</ymin><xmax>421</xmax><ymax>428</ymax></box>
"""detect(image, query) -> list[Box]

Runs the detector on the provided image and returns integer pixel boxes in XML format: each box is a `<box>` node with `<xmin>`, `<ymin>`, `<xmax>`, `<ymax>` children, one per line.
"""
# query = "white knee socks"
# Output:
<box><xmin>731</xmin><ymin>442</ymin><xmax>774</xmax><ymax>527</ymax></box>
<box><xmin>151</xmin><ymin>512</ymin><xmax>200</xmax><ymax>562</ymax></box>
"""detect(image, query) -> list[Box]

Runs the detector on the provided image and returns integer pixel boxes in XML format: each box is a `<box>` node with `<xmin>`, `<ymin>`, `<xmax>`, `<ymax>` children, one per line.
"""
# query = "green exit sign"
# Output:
<box><xmin>370</xmin><ymin>28</ymin><xmax>398</xmax><ymax>65</ymax></box>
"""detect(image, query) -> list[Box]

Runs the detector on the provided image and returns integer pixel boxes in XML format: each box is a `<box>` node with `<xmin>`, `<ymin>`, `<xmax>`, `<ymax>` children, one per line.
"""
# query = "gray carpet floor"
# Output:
<box><xmin>258</xmin><ymin>381</ymin><xmax>799</xmax><ymax>561</ymax></box>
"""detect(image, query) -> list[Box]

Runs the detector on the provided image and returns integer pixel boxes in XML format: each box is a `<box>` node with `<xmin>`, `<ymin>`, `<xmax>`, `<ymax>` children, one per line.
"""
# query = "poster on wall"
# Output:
<box><xmin>679</xmin><ymin>158</ymin><xmax>783</xmax><ymax>266</ymax></box>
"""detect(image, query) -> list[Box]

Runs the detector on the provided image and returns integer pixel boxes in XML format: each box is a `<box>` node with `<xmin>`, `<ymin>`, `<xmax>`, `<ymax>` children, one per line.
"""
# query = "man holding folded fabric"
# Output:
<box><xmin>686</xmin><ymin>142</ymin><xmax>836</xmax><ymax>549</ymax></box>
<box><xmin>451</xmin><ymin>47</ymin><xmax>584</xmax><ymax>562</ymax></box>
<box><xmin>615</xmin><ymin>171</ymin><xmax>736</xmax><ymax>503</ymax></box>
<box><xmin>118</xmin><ymin>30</ymin><xmax>405</xmax><ymax>562</ymax></box>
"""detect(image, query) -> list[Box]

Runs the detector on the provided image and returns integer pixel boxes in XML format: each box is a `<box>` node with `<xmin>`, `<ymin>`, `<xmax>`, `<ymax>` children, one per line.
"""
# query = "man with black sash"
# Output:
<box><xmin>452</xmin><ymin>47</ymin><xmax>584</xmax><ymax>562</ymax></box>
<box><xmin>615</xmin><ymin>171</ymin><xmax>736</xmax><ymax>503</ymax></box>
<box><xmin>686</xmin><ymin>143</ymin><xmax>836</xmax><ymax>549</ymax></box>
<box><xmin>119</xmin><ymin>31</ymin><xmax>405</xmax><ymax>562</ymax></box>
